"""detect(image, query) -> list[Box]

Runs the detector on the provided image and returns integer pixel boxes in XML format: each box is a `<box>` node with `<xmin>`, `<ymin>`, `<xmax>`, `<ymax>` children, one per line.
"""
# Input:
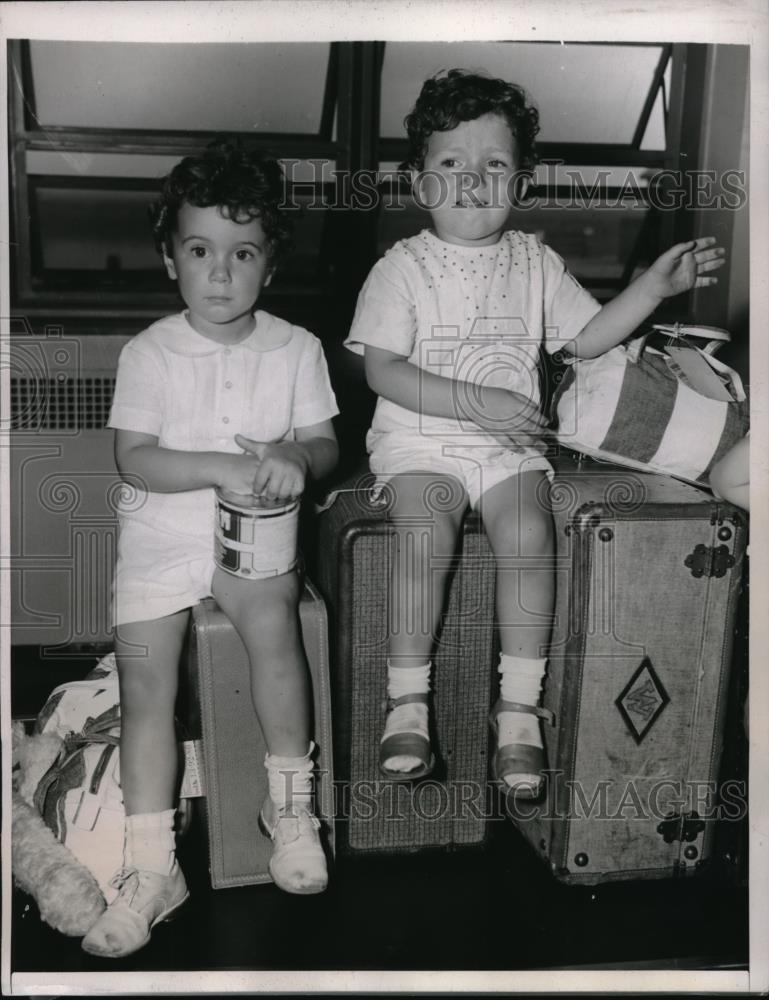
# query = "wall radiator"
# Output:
<box><xmin>8</xmin><ymin>329</ymin><xmax>131</xmax><ymax>650</ymax></box>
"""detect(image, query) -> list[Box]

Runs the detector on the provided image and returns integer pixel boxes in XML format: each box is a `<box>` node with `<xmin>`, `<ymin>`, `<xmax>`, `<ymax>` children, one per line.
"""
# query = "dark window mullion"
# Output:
<box><xmin>21</xmin><ymin>126</ymin><xmax>340</xmax><ymax>159</ymax></box>
<box><xmin>19</xmin><ymin>38</ymin><xmax>38</xmax><ymax>133</ymax></box>
<box><xmin>631</xmin><ymin>44</ymin><xmax>672</xmax><ymax>150</ymax></box>
<box><xmin>319</xmin><ymin>43</ymin><xmax>339</xmax><ymax>141</ymax></box>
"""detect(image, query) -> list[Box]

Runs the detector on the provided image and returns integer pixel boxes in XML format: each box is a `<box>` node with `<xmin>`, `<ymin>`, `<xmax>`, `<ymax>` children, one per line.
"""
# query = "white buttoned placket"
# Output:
<box><xmin>220</xmin><ymin>346</ymin><xmax>234</xmax><ymax>434</ymax></box>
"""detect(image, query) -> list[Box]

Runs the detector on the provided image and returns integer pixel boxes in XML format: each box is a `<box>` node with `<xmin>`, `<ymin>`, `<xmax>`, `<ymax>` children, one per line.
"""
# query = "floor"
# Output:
<box><xmin>10</xmin><ymin>656</ymin><xmax>748</xmax><ymax>978</ymax></box>
<box><xmin>10</xmin><ymin>802</ymin><xmax>748</xmax><ymax>976</ymax></box>
<box><xmin>9</xmin><ymin>639</ymin><xmax>749</xmax><ymax>979</ymax></box>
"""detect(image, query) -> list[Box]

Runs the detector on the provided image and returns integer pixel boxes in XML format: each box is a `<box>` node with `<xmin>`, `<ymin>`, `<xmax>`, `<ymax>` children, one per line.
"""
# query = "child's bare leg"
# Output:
<box><xmin>212</xmin><ymin>567</ymin><xmax>309</xmax><ymax>756</ymax></box>
<box><xmin>382</xmin><ymin>473</ymin><xmax>467</xmax><ymax>776</ymax></box>
<box><xmin>82</xmin><ymin>611</ymin><xmax>190</xmax><ymax>958</ymax></box>
<box><xmin>480</xmin><ymin>471</ymin><xmax>555</xmax><ymax>796</ymax></box>
<box><xmin>116</xmin><ymin>611</ymin><xmax>190</xmax><ymax>814</ymax></box>
<box><xmin>212</xmin><ymin>567</ymin><xmax>325</xmax><ymax>893</ymax></box>
<box><xmin>709</xmin><ymin>436</ymin><xmax>749</xmax><ymax>511</ymax></box>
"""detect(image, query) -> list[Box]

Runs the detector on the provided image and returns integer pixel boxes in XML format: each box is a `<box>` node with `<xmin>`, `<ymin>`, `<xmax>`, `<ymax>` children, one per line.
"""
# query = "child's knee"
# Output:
<box><xmin>489</xmin><ymin>503</ymin><xmax>553</xmax><ymax>555</ymax></box>
<box><xmin>708</xmin><ymin>463</ymin><xmax>726</xmax><ymax>500</ymax></box>
<box><xmin>119</xmin><ymin>665</ymin><xmax>177</xmax><ymax>711</ymax></box>
<box><xmin>223</xmin><ymin>571</ymin><xmax>300</xmax><ymax>637</ymax></box>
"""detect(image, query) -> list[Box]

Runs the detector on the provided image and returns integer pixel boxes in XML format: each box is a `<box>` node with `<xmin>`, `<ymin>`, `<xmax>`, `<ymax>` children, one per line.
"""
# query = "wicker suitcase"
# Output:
<box><xmin>184</xmin><ymin>580</ymin><xmax>335</xmax><ymax>888</ymax></box>
<box><xmin>514</xmin><ymin>462</ymin><xmax>747</xmax><ymax>884</ymax></box>
<box><xmin>316</xmin><ymin>474</ymin><xmax>497</xmax><ymax>853</ymax></box>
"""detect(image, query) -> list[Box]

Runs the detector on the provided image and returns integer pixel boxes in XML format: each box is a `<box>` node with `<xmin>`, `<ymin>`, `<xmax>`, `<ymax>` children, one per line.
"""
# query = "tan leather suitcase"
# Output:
<box><xmin>514</xmin><ymin>462</ymin><xmax>747</xmax><ymax>884</ymax></box>
<box><xmin>184</xmin><ymin>580</ymin><xmax>335</xmax><ymax>888</ymax></box>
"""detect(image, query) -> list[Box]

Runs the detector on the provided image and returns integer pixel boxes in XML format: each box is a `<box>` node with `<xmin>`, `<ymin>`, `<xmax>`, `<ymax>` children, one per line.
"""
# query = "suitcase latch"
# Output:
<box><xmin>657</xmin><ymin>810</ymin><xmax>705</xmax><ymax>844</ymax></box>
<box><xmin>684</xmin><ymin>544</ymin><xmax>734</xmax><ymax>579</ymax></box>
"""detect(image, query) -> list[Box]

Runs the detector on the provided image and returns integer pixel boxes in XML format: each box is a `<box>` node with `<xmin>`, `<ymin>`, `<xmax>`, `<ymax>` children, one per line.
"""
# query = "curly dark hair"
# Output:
<box><xmin>150</xmin><ymin>138</ymin><xmax>292</xmax><ymax>262</ymax></box>
<box><xmin>402</xmin><ymin>69</ymin><xmax>540</xmax><ymax>174</ymax></box>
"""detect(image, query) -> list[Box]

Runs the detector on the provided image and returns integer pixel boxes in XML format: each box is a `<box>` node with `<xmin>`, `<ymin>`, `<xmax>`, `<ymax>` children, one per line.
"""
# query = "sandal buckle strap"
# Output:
<box><xmin>492</xmin><ymin>698</ymin><xmax>555</xmax><ymax>726</ymax></box>
<box><xmin>387</xmin><ymin>692</ymin><xmax>430</xmax><ymax>709</ymax></box>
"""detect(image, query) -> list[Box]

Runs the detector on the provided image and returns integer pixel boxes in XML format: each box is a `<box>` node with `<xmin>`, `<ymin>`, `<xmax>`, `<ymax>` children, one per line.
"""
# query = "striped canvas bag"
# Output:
<box><xmin>553</xmin><ymin>324</ymin><xmax>748</xmax><ymax>485</ymax></box>
<box><xmin>32</xmin><ymin>655</ymin><xmax>125</xmax><ymax>901</ymax></box>
<box><xmin>29</xmin><ymin>654</ymin><xmax>199</xmax><ymax>901</ymax></box>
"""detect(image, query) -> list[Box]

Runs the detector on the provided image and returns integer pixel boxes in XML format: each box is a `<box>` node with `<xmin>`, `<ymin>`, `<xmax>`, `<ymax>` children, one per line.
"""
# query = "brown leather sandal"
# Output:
<box><xmin>489</xmin><ymin>698</ymin><xmax>555</xmax><ymax>800</ymax></box>
<box><xmin>379</xmin><ymin>692</ymin><xmax>435</xmax><ymax>782</ymax></box>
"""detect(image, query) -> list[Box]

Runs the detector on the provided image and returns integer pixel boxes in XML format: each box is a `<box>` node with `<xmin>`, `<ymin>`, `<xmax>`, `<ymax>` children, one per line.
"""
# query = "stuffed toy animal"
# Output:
<box><xmin>11</xmin><ymin>720</ymin><xmax>106</xmax><ymax>936</ymax></box>
<box><xmin>11</xmin><ymin>653</ymin><xmax>195</xmax><ymax>937</ymax></box>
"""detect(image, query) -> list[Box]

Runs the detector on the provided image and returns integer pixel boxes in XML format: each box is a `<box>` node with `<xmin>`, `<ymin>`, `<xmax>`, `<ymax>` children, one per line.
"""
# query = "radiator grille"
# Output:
<box><xmin>11</xmin><ymin>377</ymin><xmax>115</xmax><ymax>431</ymax></box>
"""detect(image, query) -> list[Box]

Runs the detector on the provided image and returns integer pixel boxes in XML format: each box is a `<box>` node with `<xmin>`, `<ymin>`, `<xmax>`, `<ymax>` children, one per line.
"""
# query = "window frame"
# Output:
<box><xmin>8</xmin><ymin>38</ymin><xmax>707</xmax><ymax>319</ymax></box>
<box><xmin>8</xmin><ymin>39</ymin><xmax>383</xmax><ymax>320</ymax></box>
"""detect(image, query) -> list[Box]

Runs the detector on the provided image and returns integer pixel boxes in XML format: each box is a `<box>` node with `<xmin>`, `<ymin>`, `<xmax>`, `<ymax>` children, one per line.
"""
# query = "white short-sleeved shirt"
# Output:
<box><xmin>345</xmin><ymin>228</ymin><xmax>601</xmax><ymax>445</ymax></box>
<box><xmin>108</xmin><ymin>309</ymin><xmax>338</xmax><ymax>625</ymax></box>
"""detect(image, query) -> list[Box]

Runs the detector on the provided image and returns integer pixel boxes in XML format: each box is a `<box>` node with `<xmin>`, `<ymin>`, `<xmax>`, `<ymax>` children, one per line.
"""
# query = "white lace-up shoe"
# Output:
<box><xmin>259</xmin><ymin>801</ymin><xmax>328</xmax><ymax>895</ymax></box>
<box><xmin>81</xmin><ymin>861</ymin><xmax>188</xmax><ymax>958</ymax></box>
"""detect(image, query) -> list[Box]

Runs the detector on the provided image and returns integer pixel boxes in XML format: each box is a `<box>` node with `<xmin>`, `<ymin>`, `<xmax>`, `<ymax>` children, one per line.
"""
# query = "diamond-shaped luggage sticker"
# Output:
<box><xmin>615</xmin><ymin>657</ymin><xmax>670</xmax><ymax>743</ymax></box>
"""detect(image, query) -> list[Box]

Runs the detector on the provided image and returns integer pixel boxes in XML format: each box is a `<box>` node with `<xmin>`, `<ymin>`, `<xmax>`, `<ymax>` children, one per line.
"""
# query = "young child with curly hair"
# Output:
<box><xmin>345</xmin><ymin>69</ymin><xmax>725</xmax><ymax>796</ymax></box>
<box><xmin>83</xmin><ymin>140</ymin><xmax>339</xmax><ymax>958</ymax></box>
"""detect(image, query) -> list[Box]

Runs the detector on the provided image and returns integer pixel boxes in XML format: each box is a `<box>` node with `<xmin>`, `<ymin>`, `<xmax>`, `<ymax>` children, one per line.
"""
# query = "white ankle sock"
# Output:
<box><xmin>124</xmin><ymin>809</ymin><xmax>176</xmax><ymax>875</ymax></box>
<box><xmin>264</xmin><ymin>743</ymin><xmax>315</xmax><ymax>814</ymax></box>
<box><xmin>381</xmin><ymin>661</ymin><xmax>431</xmax><ymax>773</ymax></box>
<box><xmin>497</xmin><ymin>655</ymin><xmax>547</xmax><ymax>789</ymax></box>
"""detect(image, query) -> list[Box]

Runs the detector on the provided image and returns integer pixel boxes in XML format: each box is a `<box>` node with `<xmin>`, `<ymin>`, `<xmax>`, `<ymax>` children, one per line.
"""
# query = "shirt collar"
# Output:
<box><xmin>161</xmin><ymin>311</ymin><xmax>292</xmax><ymax>357</ymax></box>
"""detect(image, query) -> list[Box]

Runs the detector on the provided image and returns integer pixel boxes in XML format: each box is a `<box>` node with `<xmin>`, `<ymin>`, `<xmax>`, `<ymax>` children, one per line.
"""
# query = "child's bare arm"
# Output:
<box><xmin>565</xmin><ymin>237</ymin><xmax>726</xmax><ymax>360</ymax></box>
<box><xmin>364</xmin><ymin>345</ymin><xmax>549</xmax><ymax>442</ymax></box>
<box><xmin>114</xmin><ymin>429</ymin><xmax>261</xmax><ymax>495</ymax></box>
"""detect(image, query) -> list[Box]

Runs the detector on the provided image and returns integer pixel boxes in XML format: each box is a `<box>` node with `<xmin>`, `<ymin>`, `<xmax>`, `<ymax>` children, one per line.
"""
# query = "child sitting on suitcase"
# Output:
<box><xmin>83</xmin><ymin>140</ymin><xmax>339</xmax><ymax>958</ymax></box>
<box><xmin>345</xmin><ymin>69</ymin><xmax>725</xmax><ymax>796</ymax></box>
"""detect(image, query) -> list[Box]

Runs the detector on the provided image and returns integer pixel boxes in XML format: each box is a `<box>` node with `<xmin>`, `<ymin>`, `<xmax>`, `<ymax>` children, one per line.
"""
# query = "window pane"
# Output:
<box><xmin>28</xmin><ymin>182</ymin><xmax>330</xmax><ymax>292</ymax></box>
<box><xmin>27</xmin><ymin>150</ymin><xmax>337</xmax><ymax>183</ymax></box>
<box><xmin>29</xmin><ymin>41</ymin><xmax>330</xmax><ymax>133</ymax></box>
<box><xmin>380</xmin><ymin>41</ymin><xmax>666</xmax><ymax>146</ymax></box>
<box><xmin>27</xmin><ymin>150</ymin><xmax>179</xmax><ymax>180</ymax></box>
<box><xmin>31</xmin><ymin>185</ymin><xmax>163</xmax><ymax>276</ymax></box>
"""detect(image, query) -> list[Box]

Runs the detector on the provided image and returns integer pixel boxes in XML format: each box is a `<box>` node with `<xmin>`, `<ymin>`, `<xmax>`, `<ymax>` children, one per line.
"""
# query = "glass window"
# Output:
<box><xmin>26</xmin><ymin>180</ymin><xmax>331</xmax><ymax>294</ymax></box>
<box><xmin>27</xmin><ymin>150</ymin><xmax>180</xmax><ymax>180</ymax></box>
<box><xmin>380</xmin><ymin>41</ymin><xmax>667</xmax><ymax>147</ymax></box>
<box><xmin>26</xmin><ymin>150</ymin><xmax>337</xmax><ymax>184</ymax></box>
<box><xmin>28</xmin><ymin>41</ymin><xmax>331</xmax><ymax>134</ymax></box>
<box><xmin>28</xmin><ymin>182</ymin><xmax>167</xmax><ymax>287</ymax></box>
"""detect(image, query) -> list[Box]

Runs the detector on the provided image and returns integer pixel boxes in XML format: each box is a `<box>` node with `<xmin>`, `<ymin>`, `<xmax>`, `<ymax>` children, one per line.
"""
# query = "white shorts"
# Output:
<box><xmin>368</xmin><ymin>431</ymin><xmax>554</xmax><ymax>509</ymax></box>
<box><xmin>112</xmin><ymin>517</ymin><xmax>215</xmax><ymax>627</ymax></box>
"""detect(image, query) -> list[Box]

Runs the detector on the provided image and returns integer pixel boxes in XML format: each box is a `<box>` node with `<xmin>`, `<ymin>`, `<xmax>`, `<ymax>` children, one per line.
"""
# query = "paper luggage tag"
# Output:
<box><xmin>664</xmin><ymin>346</ymin><xmax>736</xmax><ymax>402</ymax></box>
<box><xmin>179</xmin><ymin>739</ymin><xmax>205</xmax><ymax>798</ymax></box>
<box><xmin>653</xmin><ymin>323</ymin><xmax>730</xmax><ymax>342</ymax></box>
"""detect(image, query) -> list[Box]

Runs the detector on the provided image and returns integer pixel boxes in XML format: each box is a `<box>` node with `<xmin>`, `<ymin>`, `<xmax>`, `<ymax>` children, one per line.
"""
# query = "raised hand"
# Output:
<box><xmin>646</xmin><ymin>237</ymin><xmax>726</xmax><ymax>300</ymax></box>
<box><xmin>235</xmin><ymin>434</ymin><xmax>308</xmax><ymax>501</ymax></box>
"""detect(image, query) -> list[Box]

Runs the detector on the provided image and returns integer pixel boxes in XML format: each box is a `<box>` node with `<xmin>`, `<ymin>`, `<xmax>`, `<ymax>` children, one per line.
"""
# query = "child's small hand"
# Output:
<box><xmin>471</xmin><ymin>386</ymin><xmax>551</xmax><ymax>450</ymax></box>
<box><xmin>235</xmin><ymin>434</ymin><xmax>308</xmax><ymax>501</ymax></box>
<box><xmin>216</xmin><ymin>453</ymin><xmax>263</xmax><ymax>496</ymax></box>
<box><xmin>645</xmin><ymin>237</ymin><xmax>726</xmax><ymax>300</ymax></box>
